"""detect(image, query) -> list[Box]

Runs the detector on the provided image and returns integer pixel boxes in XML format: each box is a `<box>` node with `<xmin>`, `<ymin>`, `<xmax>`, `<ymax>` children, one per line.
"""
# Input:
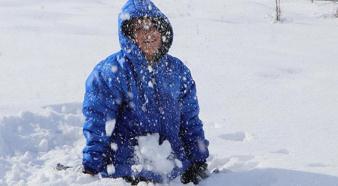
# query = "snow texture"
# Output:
<box><xmin>1</xmin><ymin>0</ymin><xmax>338</xmax><ymax>185</ymax></box>
<box><xmin>105</xmin><ymin>119</ymin><xmax>116</xmax><ymax>137</ymax></box>
<box><xmin>133</xmin><ymin>134</ymin><xmax>176</xmax><ymax>176</ymax></box>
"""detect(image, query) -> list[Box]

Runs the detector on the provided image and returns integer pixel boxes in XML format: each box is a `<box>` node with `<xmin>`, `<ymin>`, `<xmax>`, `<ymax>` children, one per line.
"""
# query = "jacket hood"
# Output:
<box><xmin>118</xmin><ymin>0</ymin><xmax>173</xmax><ymax>63</ymax></box>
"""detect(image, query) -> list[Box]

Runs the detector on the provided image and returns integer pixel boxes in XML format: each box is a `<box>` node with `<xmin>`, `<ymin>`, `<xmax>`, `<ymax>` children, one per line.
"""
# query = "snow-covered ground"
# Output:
<box><xmin>1</xmin><ymin>0</ymin><xmax>338</xmax><ymax>185</ymax></box>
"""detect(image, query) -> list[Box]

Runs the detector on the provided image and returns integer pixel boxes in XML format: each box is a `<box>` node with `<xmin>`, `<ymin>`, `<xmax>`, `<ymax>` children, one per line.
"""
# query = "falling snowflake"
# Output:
<box><xmin>129</xmin><ymin>102</ymin><xmax>136</xmax><ymax>109</ymax></box>
<box><xmin>107</xmin><ymin>164</ymin><xmax>115</xmax><ymax>175</ymax></box>
<box><xmin>111</xmin><ymin>143</ymin><xmax>118</xmax><ymax>151</ymax></box>
<box><xmin>111</xmin><ymin>65</ymin><xmax>118</xmax><ymax>73</ymax></box>
<box><xmin>148</xmin><ymin>81</ymin><xmax>154</xmax><ymax>88</ymax></box>
<box><xmin>117</xmin><ymin>57</ymin><xmax>125</xmax><ymax>68</ymax></box>
<box><xmin>105</xmin><ymin>119</ymin><xmax>116</xmax><ymax>136</ymax></box>
<box><xmin>148</xmin><ymin>65</ymin><xmax>153</xmax><ymax>73</ymax></box>
<box><xmin>127</xmin><ymin>92</ymin><xmax>134</xmax><ymax>99</ymax></box>
<box><xmin>120</xmin><ymin>12</ymin><xmax>130</xmax><ymax>21</ymax></box>
<box><xmin>148</xmin><ymin>4</ymin><xmax>152</xmax><ymax>11</ymax></box>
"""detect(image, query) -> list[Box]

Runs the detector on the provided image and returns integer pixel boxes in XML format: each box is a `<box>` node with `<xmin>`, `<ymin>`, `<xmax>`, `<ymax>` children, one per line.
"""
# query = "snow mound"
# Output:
<box><xmin>0</xmin><ymin>103</ymin><xmax>132</xmax><ymax>186</ymax></box>
<box><xmin>219</xmin><ymin>131</ymin><xmax>253</xmax><ymax>142</ymax></box>
<box><xmin>1</xmin><ymin>102</ymin><xmax>338</xmax><ymax>186</ymax></box>
<box><xmin>0</xmin><ymin>103</ymin><xmax>83</xmax><ymax>157</ymax></box>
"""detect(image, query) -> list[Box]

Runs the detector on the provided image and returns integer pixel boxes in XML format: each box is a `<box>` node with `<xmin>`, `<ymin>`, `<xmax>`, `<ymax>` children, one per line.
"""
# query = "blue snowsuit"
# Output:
<box><xmin>82</xmin><ymin>0</ymin><xmax>209</xmax><ymax>182</ymax></box>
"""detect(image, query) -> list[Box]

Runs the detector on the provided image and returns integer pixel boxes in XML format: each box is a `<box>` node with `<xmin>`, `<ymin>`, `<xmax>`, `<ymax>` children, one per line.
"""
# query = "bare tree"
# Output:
<box><xmin>276</xmin><ymin>0</ymin><xmax>281</xmax><ymax>21</ymax></box>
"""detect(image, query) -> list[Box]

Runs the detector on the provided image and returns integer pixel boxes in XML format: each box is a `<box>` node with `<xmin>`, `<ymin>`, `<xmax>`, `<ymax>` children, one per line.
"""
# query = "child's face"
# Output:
<box><xmin>133</xmin><ymin>18</ymin><xmax>162</xmax><ymax>61</ymax></box>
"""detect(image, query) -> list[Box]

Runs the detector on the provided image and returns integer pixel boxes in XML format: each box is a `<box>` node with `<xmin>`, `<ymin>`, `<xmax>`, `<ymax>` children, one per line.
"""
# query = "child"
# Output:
<box><xmin>82</xmin><ymin>0</ymin><xmax>209</xmax><ymax>184</ymax></box>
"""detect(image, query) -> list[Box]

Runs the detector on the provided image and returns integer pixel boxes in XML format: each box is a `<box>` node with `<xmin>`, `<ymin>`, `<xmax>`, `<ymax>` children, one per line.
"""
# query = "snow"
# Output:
<box><xmin>117</xmin><ymin>56</ymin><xmax>126</xmax><ymax>68</ymax></box>
<box><xmin>1</xmin><ymin>0</ymin><xmax>338</xmax><ymax>185</ymax></box>
<box><xmin>120</xmin><ymin>12</ymin><xmax>131</xmax><ymax>21</ymax></box>
<box><xmin>111</xmin><ymin>65</ymin><xmax>118</xmax><ymax>73</ymax></box>
<box><xmin>105</xmin><ymin>119</ymin><xmax>116</xmax><ymax>137</ymax></box>
<box><xmin>148</xmin><ymin>81</ymin><xmax>154</xmax><ymax>88</ymax></box>
<box><xmin>107</xmin><ymin>164</ymin><xmax>116</xmax><ymax>175</ymax></box>
<box><xmin>218</xmin><ymin>131</ymin><xmax>253</xmax><ymax>142</ymax></box>
<box><xmin>147</xmin><ymin>65</ymin><xmax>153</xmax><ymax>73</ymax></box>
<box><xmin>133</xmin><ymin>134</ymin><xmax>175</xmax><ymax>175</ymax></box>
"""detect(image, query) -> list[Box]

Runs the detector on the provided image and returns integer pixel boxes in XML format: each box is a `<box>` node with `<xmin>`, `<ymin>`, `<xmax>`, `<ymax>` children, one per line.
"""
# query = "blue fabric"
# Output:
<box><xmin>82</xmin><ymin>0</ymin><xmax>209</xmax><ymax>182</ymax></box>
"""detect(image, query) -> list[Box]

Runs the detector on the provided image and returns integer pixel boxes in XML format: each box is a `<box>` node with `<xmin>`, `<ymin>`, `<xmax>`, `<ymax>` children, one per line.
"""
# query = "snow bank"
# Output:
<box><xmin>0</xmin><ymin>104</ymin><xmax>183</xmax><ymax>186</ymax></box>
<box><xmin>0</xmin><ymin>103</ymin><xmax>126</xmax><ymax>185</ymax></box>
<box><xmin>1</xmin><ymin>103</ymin><xmax>337</xmax><ymax>186</ymax></box>
<box><xmin>0</xmin><ymin>103</ymin><xmax>82</xmax><ymax>157</ymax></box>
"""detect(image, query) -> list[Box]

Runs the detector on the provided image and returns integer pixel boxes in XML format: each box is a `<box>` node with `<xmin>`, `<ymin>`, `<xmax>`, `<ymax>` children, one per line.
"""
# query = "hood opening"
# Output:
<box><xmin>121</xmin><ymin>16</ymin><xmax>173</xmax><ymax>62</ymax></box>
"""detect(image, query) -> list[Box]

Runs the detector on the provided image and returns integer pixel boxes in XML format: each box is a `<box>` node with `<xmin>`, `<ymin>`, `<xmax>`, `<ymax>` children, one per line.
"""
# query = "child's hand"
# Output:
<box><xmin>181</xmin><ymin>162</ymin><xmax>209</xmax><ymax>184</ymax></box>
<box><xmin>82</xmin><ymin>165</ymin><xmax>98</xmax><ymax>176</ymax></box>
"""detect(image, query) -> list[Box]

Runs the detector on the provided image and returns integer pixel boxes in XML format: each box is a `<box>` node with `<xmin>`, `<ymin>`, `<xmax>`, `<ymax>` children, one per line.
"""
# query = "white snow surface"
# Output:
<box><xmin>1</xmin><ymin>0</ymin><xmax>338</xmax><ymax>185</ymax></box>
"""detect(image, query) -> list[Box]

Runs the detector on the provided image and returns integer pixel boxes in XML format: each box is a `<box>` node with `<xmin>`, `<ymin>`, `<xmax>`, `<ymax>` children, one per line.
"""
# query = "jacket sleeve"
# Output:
<box><xmin>82</xmin><ymin>65</ymin><xmax>122</xmax><ymax>173</ymax></box>
<box><xmin>179</xmin><ymin>65</ymin><xmax>209</xmax><ymax>163</ymax></box>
